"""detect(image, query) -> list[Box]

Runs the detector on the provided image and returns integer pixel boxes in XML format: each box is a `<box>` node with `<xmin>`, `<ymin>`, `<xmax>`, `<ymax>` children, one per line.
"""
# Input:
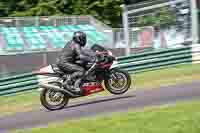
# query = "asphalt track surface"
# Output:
<box><xmin>1</xmin><ymin>81</ymin><xmax>200</xmax><ymax>132</ymax></box>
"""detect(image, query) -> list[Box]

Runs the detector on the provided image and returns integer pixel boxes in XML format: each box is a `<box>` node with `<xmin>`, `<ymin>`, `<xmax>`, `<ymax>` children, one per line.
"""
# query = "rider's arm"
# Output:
<box><xmin>74</xmin><ymin>44</ymin><xmax>95</xmax><ymax>62</ymax></box>
<box><xmin>82</xmin><ymin>49</ymin><xmax>96</xmax><ymax>57</ymax></box>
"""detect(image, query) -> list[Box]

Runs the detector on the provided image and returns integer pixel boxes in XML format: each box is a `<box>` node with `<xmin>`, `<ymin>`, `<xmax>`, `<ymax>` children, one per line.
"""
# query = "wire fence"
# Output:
<box><xmin>122</xmin><ymin>0</ymin><xmax>194</xmax><ymax>55</ymax></box>
<box><xmin>0</xmin><ymin>16</ymin><xmax>91</xmax><ymax>27</ymax></box>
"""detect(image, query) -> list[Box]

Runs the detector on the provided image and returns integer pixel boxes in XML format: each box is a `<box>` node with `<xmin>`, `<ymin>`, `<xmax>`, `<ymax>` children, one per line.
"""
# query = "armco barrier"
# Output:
<box><xmin>0</xmin><ymin>46</ymin><xmax>196</xmax><ymax>96</ymax></box>
<box><xmin>192</xmin><ymin>44</ymin><xmax>200</xmax><ymax>63</ymax></box>
<box><xmin>117</xmin><ymin>47</ymin><xmax>191</xmax><ymax>64</ymax></box>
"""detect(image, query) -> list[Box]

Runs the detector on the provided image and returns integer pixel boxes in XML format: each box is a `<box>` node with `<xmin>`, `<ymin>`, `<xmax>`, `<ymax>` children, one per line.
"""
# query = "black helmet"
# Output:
<box><xmin>73</xmin><ymin>31</ymin><xmax>87</xmax><ymax>47</ymax></box>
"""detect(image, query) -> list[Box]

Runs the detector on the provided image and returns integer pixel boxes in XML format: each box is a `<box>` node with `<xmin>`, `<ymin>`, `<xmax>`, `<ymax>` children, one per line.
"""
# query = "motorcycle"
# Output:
<box><xmin>38</xmin><ymin>44</ymin><xmax>131</xmax><ymax>111</ymax></box>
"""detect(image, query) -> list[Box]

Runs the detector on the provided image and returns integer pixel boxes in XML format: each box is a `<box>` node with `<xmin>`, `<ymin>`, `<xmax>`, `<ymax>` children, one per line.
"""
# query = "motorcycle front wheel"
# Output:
<box><xmin>40</xmin><ymin>82</ymin><xmax>69</xmax><ymax>111</ymax></box>
<box><xmin>105</xmin><ymin>68</ymin><xmax>131</xmax><ymax>95</ymax></box>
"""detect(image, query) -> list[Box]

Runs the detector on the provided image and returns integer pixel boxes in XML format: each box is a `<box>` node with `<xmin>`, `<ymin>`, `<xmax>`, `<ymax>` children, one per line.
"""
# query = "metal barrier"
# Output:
<box><xmin>116</xmin><ymin>46</ymin><xmax>192</xmax><ymax>73</ymax></box>
<box><xmin>0</xmin><ymin>46</ymin><xmax>197</xmax><ymax>96</ymax></box>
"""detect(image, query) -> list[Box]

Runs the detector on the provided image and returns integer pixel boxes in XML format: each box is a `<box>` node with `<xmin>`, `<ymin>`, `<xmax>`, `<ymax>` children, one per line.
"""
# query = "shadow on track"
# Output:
<box><xmin>66</xmin><ymin>94</ymin><xmax>136</xmax><ymax>109</ymax></box>
<box><xmin>43</xmin><ymin>93</ymin><xmax>136</xmax><ymax>112</ymax></box>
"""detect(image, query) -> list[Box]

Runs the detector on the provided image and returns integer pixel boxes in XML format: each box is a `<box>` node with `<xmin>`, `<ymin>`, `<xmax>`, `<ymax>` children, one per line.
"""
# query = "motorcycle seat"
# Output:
<box><xmin>51</xmin><ymin>64</ymin><xmax>66</xmax><ymax>75</ymax></box>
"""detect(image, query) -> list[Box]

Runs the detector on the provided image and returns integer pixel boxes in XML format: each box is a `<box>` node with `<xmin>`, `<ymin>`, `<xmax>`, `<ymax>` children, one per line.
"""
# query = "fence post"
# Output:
<box><xmin>0</xmin><ymin>64</ymin><xmax>8</xmax><ymax>78</ymax></box>
<box><xmin>35</xmin><ymin>16</ymin><xmax>39</xmax><ymax>27</ymax></box>
<box><xmin>122</xmin><ymin>5</ymin><xmax>131</xmax><ymax>56</ymax></box>
<box><xmin>191</xmin><ymin>0</ymin><xmax>199</xmax><ymax>44</ymax></box>
<box><xmin>43</xmin><ymin>53</ymin><xmax>48</xmax><ymax>66</ymax></box>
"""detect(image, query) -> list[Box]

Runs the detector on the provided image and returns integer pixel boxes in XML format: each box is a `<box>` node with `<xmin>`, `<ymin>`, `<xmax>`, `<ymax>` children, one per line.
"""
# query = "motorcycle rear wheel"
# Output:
<box><xmin>40</xmin><ymin>82</ymin><xmax>69</xmax><ymax>111</ymax></box>
<box><xmin>105</xmin><ymin>68</ymin><xmax>131</xmax><ymax>95</ymax></box>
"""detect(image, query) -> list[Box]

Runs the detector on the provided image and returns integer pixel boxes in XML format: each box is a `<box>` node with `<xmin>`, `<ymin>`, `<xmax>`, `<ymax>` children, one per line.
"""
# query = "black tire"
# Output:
<box><xmin>105</xmin><ymin>68</ymin><xmax>131</xmax><ymax>95</ymax></box>
<box><xmin>40</xmin><ymin>82</ymin><xmax>69</xmax><ymax>111</ymax></box>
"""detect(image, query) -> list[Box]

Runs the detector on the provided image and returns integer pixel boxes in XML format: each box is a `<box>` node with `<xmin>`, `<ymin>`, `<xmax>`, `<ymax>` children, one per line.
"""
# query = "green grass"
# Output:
<box><xmin>134</xmin><ymin>63</ymin><xmax>200</xmax><ymax>89</ymax></box>
<box><xmin>14</xmin><ymin>100</ymin><xmax>200</xmax><ymax>133</ymax></box>
<box><xmin>0</xmin><ymin>91</ymin><xmax>40</xmax><ymax>116</ymax></box>
<box><xmin>1</xmin><ymin>63</ymin><xmax>200</xmax><ymax>116</ymax></box>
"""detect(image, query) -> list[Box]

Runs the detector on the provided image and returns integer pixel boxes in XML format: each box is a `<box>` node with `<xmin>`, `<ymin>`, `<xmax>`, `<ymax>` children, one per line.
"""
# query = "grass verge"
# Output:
<box><xmin>13</xmin><ymin>100</ymin><xmax>200</xmax><ymax>133</ymax></box>
<box><xmin>1</xmin><ymin>63</ymin><xmax>200</xmax><ymax>116</ymax></box>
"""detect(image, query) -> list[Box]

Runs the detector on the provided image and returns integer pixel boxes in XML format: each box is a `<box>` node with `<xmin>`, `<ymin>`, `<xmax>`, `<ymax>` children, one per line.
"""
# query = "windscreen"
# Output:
<box><xmin>91</xmin><ymin>44</ymin><xmax>108</xmax><ymax>52</ymax></box>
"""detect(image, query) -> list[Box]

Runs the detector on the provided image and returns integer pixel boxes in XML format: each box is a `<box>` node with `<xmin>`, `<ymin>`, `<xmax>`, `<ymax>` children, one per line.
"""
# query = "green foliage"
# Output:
<box><xmin>0</xmin><ymin>0</ymin><xmax>123</xmax><ymax>27</ymax></box>
<box><xmin>0</xmin><ymin>0</ymin><xmax>19</xmax><ymax>17</ymax></box>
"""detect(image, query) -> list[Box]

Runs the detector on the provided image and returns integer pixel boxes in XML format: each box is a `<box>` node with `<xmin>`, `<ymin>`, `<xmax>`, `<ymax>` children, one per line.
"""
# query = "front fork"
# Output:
<box><xmin>104</xmin><ymin>69</ymin><xmax>118</xmax><ymax>86</ymax></box>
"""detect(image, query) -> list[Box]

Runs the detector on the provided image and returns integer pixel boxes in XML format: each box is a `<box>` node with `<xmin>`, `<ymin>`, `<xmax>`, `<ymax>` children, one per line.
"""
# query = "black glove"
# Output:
<box><xmin>92</xmin><ymin>57</ymin><xmax>97</xmax><ymax>63</ymax></box>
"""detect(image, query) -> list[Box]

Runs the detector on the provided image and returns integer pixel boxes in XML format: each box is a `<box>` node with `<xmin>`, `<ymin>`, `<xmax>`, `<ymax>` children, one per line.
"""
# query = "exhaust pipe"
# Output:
<box><xmin>40</xmin><ymin>83</ymin><xmax>65</xmax><ymax>92</ymax></box>
<box><xmin>39</xmin><ymin>83</ymin><xmax>80</xmax><ymax>97</ymax></box>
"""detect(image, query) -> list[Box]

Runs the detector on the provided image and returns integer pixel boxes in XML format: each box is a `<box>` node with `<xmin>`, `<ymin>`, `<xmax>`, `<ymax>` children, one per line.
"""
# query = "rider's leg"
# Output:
<box><xmin>57</xmin><ymin>62</ymin><xmax>85</xmax><ymax>93</ymax></box>
<box><xmin>69</xmin><ymin>66</ymin><xmax>85</xmax><ymax>93</ymax></box>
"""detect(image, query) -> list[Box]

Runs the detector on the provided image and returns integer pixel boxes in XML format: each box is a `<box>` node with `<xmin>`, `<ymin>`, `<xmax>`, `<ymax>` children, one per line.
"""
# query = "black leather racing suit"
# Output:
<box><xmin>56</xmin><ymin>40</ymin><xmax>95</xmax><ymax>91</ymax></box>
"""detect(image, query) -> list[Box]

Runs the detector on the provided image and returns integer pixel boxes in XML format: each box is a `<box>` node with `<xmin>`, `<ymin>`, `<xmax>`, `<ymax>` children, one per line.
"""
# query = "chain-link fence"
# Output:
<box><xmin>122</xmin><ymin>0</ymin><xmax>198</xmax><ymax>55</ymax></box>
<box><xmin>0</xmin><ymin>16</ymin><xmax>91</xmax><ymax>27</ymax></box>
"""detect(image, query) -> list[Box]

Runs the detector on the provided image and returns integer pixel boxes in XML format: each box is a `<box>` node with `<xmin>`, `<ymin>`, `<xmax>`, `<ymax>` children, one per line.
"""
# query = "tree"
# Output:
<box><xmin>0</xmin><ymin>0</ymin><xmax>20</xmax><ymax>17</ymax></box>
<box><xmin>0</xmin><ymin>0</ymin><xmax>123</xmax><ymax>27</ymax></box>
<box><xmin>124</xmin><ymin>0</ymin><xmax>157</xmax><ymax>5</ymax></box>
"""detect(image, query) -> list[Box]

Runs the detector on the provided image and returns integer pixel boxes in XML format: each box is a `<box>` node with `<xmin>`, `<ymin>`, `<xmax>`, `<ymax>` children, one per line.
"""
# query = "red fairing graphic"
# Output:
<box><xmin>82</xmin><ymin>83</ymin><xmax>104</xmax><ymax>96</ymax></box>
<box><xmin>96</xmin><ymin>63</ymin><xmax>113</xmax><ymax>69</ymax></box>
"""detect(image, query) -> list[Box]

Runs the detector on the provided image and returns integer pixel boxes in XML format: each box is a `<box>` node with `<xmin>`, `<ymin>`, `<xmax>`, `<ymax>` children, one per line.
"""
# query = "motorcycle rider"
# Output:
<box><xmin>56</xmin><ymin>31</ymin><xmax>96</xmax><ymax>94</ymax></box>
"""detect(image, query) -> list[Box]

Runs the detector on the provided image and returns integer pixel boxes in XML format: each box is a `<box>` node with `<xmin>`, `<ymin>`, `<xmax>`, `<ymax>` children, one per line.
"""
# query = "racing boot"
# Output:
<box><xmin>72</xmin><ymin>78</ymin><xmax>84</xmax><ymax>95</ymax></box>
